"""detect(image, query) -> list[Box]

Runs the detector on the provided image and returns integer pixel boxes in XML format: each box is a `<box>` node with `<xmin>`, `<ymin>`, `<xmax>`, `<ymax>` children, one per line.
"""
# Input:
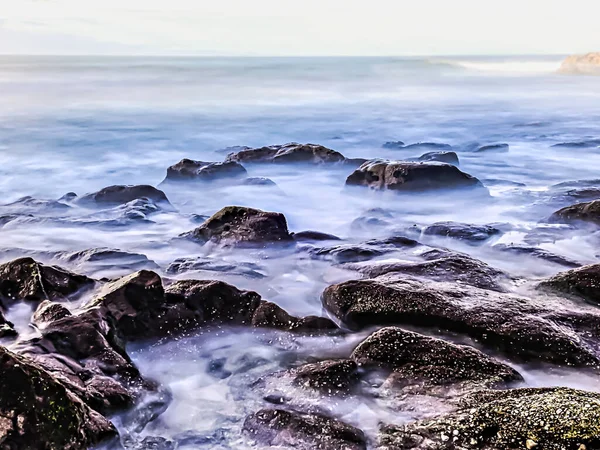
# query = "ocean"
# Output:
<box><xmin>1</xmin><ymin>55</ymin><xmax>600</xmax><ymax>448</ymax></box>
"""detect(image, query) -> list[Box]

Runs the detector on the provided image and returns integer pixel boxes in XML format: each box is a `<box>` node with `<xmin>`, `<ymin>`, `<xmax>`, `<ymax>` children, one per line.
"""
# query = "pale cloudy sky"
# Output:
<box><xmin>0</xmin><ymin>0</ymin><xmax>599</xmax><ymax>56</ymax></box>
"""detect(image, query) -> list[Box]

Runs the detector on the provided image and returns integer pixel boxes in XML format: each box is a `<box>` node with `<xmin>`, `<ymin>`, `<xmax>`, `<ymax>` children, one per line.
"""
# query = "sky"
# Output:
<box><xmin>0</xmin><ymin>0</ymin><xmax>599</xmax><ymax>56</ymax></box>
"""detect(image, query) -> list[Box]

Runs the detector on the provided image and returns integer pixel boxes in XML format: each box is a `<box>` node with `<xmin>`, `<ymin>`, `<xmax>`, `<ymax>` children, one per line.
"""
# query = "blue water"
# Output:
<box><xmin>1</xmin><ymin>55</ymin><xmax>600</xmax><ymax>448</ymax></box>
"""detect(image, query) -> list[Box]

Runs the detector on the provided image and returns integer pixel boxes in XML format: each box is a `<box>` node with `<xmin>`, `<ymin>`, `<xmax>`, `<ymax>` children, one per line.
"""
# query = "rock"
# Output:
<box><xmin>76</xmin><ymin>185</ymin><xmax>171</xmax><ymax>208</ymax></box>
<box><xmin>345</xmin><ymin>252</ymin><xmax>509</xmax><ymax>292</ymax></box>
<box><xmin>58</xmin><ymin>192</ymin><xmax>78</xmax><ymax>202</ymax></box>
<box><xmin>251</xmin><ymin>301</ymin><xmax>338</xmax><ymax>333</ymax></box>
<box><xmin>242</xmin><ymin>177</ymin><xmax>277</xmax><ymax>186</ymax></box>
<box><xmin>352</xmin><ymin>327</ymin><xmax>521</xmax><ymax>390</ymax></box>
<box><xmin>423</xmin><ymin>221</ymin><xmax>501</xmax><ymax>242</ymax></box>
<box><xmin>416</xmin><ymin>151</ymin><xmax>459</xmax><ymax>165</ymax></box>
<box><xmin>32</xmin><ymin>300</ymin><xmax>72</xmax><ymax>326</ymax></box>
<box><xmin>538</xmin><ymin>263</ymin><xmax>600</xmax><ymax>305</ymax></box>
<box><xmin>243</xmin><ymin>409</ymin><xmax>367</xmax><ymax>450</ymax></box>
<box><xmin>549</xmin><ymin>199</ymin><xmax>600</xmax><ymax>226</ymax></box>
<box><xmin>181</xmin><ymin>206</ymin><xmax>294</xmax><ymax>247</ymax></box>
<box><xmin>475</xmin><ymin>143</ymin><xmax>509</xmax><ymax>153</ymax></box>
<box><xmin>382</xmin><ymin>141</ymin><xmax>405</xmax><ymax>149</ymax></box>
<box><xmin>163</xmin><ymin>159</ymin><xmax>247</xmax><ymax>183</ymax></box>
<box><xmin>2</xmin><ymin>195</ymin><xmax>71</xmax><ymax>213</ymax></box>
<box><xmin>482</xmin><ymin>178</ymin><xmax>526</xmax><ymax>187</ymax></box>
<box><xmin>551</xmin><ymin>139</ymin><xmax>600</xmax><ymax>149</ymax></box>
<box><xmin>309</xmin><ymin>236</ymin><xmax>418</xmax><ymax>264</ymax></box>
<box><xmin>379</xmin><ymin>387</ymin><xmax>600</xmax><ymax>449</ymax></box>
<box><xmin>53</xmin><ymin>247</ymin><xmax>159</xmax><ymax>275</ymax></box>
<box><xmin>0</xmin><ymin>345</ymin><xmax>117</xmax><ymax>449</ymax></box>
<box><xmin>552</xmin><ymin>179</ymin><xmax>600</xmax><ymax>189</ymax></box>
<box><xmin>166</xmin><ymin>257</ymin><xmax>267</xmax><ymax>279</ymax></box>
<box><xmin>0</xmin><ymin>257</ymin><xmax>93</xmax><ymax>307</ymax></box>
<box><xmin>0</xmin><ymin>322</ymin><xmax>17</xmax><ymax>338</ymax></box>
<box><xmin>322</xmin><ymin>276</ymin><xmax>600</xmax><ymax>366</ymax></box>
<box><xmin>350</xmin><ymin>208</ymin><xmax>395</xmax><ymax>231</ymax></box>
<box><xmin>493</xmin><ymin>244</ymin><xmax>580</xmax><ymax>268</ymax></box>
<box><xmin>214</xmin><ymin>145</ymin><xmax>252</xmax><ymax>154</ymax></box>
<box><xmin>403</xmin><ymin>143</ymin><xmax>453</xmax><ymax>151</ymax></box>
<box><xmin>559</xmin><ymin>52</ymin><xmax>600</xmax><ymax>75</ymax></box>
<box><xmin>225</xmin><ymin>143</ymin><xmax>346</xmax><ymax>164</ymax></box>
<box><xmin>346</xmin><ymin>160</ymin><xmax>485</xmax><ymax>192</ymax></box>
<box><xmin>290</xmin><ymin>359</ymin><xmax>359</xmax><ymax>394</ymax></box>
<box><xmin>293</xmin><ymin>231</ymin><xmax>342</xmax><ymax>242</ymax></box>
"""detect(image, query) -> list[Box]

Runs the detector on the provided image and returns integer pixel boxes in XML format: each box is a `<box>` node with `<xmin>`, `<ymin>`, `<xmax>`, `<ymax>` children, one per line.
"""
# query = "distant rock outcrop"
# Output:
<box><xmin>559</xmin><ymin>52</ymin><xmax>600</xmax><ymax>75</ymax></box>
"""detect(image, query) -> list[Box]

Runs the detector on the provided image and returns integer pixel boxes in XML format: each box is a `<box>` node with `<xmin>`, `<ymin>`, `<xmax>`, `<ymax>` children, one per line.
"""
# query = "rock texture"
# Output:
<box><xmin>75</xmin><ymin>185</ymin><xmax>171</xmax><ymax>207</ymax></box>
<box><xmin>226</xmin><ymin>143</ymin><xmax>346</xmax><ymax>164</ymax></box>
<box><xmin>346</xmin><ymin>160</ymin><xmax>485</xmax><ymax>192</ymax></box>
<box><xmin>163</xmin><ymin>159</ymin><xmax>247</xmax><ymax>183</ymax></box>
<box><xmin>549</xmin><ymin>199</ymin><xmax>600</xmax><ymax>226</ymax></box>
<box><xmin>423</xmin><ymin>222</ymin><xmax>501</xmax><ymax>242</ymax></box>
<box><xmin>538</xmin><ymin>263</ymin><xmax>600</xmax><ymax>305</ymax></box>
<box><xmin>559</xmin><ymin>52</ymin><xmax>600</xmax><ymax>75</ymax></box>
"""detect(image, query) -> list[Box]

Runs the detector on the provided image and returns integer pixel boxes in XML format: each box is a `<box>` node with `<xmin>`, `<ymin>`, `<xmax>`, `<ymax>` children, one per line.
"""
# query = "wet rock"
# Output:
<box><xmin>382</xmin><ymin>141</ymin><xmax>405</xmax><ymax>149</ymax></box>
<box><xmin>225</xmin><ymin>142</ymin><xmax>346</xmax><ymax>164</ymax></box>
<box><xmin>251</xmin><ymin>301</ymin><xmax>338</xmax><ymax>333</ymax></box>
<box><xmin>538</xmin><ymin>263</ymin><xmax>600</xmax><ymax>305</ymax></box>
<box><xmin>242</xmin><ymin>177</ymin><xmax>277</xmax><ymax>186</ymax></box>
<box><xmin>322</xmin><ymin>276</ymin><xmax>600</xmax><ymax>366</ymax></box>
<box><xmin>346</xmin><ymin>160</ymin><xmax>485</xmax><ymax>192</ymax></box>
<box><xmin>53</xmin><ymin>247</ymin><xmax>159</xmax><ymax>275</ymax></box>
<box><xmin>423</xmin><ymin>221</ymin><xmax>501</xmax><ymax>242</ymax></box>
<box><xmin>309</xmin><ymin>244</ymin><xmax>388</xmax><ymax>263</ymax></box>
<box><xmin>32</xmin><ymin>300</ymin><xmax>72</xmax><ymax>326</ymax></box>
<box><xmin>181</xmin><ymin>206</ymin><xmax>294</xmax><ymax>247</ymax></box>
<box><xmin>493</xmin><ymin>243</ymin><xmax>580</xmax><ymax>268</ymax></box>
<box><xmin>243</xmin><ymin>408</ymin><xmax>367</xmax><ymax>450</ymax></box>
<box><xmin>76</xmin><ymin>184</ymin><xmax>171</xmax><ymax>208</ymax></box>
<box><xmin>215</xmin><ymin>145</ymin><xmax>252</xmax><ymax>154</ymax></box>
<box><xmin>403</xmin><ymin>143</ymin><xmax>453</xmax><ymax>152</ymax></box>
<box><xmin>352</xmin><ymin>327</ymin><xmax>521</xmax><ymax>390</ymax></box>
<box><xmin>551</xmin><ymin>139</ymin><xmax>600</xmax><ymax>148</ymax></box>
<box><xmin>346</xmin><ymin>252</ymin><xmax>509</xmax><ymax>292</ymax></box>
<box><xmin>293</xmin><ymin>231</ymin><xmax>342</xmax><ymax>242</ymax></box>
<box><xmin>379</xmin><ymin>387</ymin><xmax>600</xmax><ymax>450</ymax></box>
<box><xmin>481</xmin><ymin>178</ymin><xmax>526</xmax><ymax>187</ymax></box>
<box><xmin>163</xmin><ymin>158</ymin><xmax>247</xmax><ymax>183</ymax></box>
<box><xmin>2</xmin><ymin>195</ymin><xmax>71</xmax><ymax>213</ymax></box>
<box><xmin>0</xmin><ymin>310</ymin><xmax>16</xmax><ymax>338</ymax></box>
<box><xmin>0</xmin><ymin>257</ymin><xmax>93</xmax><ymax>307</ymax></box>
<box><xmin>474</xmin><ymin>143</ymin><xmax>509</xmax><ymax>153</ymax></box>
<box><xmin>549</xmin><ymin>199</ymin><xmax>600</xmax><ymax>226</ymax></box>
<box><xmin>416</xmin><ymin>151</ymin><xmax>459</xmax><ymax>165</ymax></box>
<box><xmin>290</xmin><ymin>359</ymin><xmax>359</xmax><ymax>394</ymax></box>
<box><xmin>0</xmin><ymin>345</ymin><xmax>117</xmax><ymax>449</ymax></box>
<box><xmin>350</xmin><ymin>208</ymin><xmax>395</xmax><ymax>231</ymax></box>
<box><xmin>552</xmin><ymin>179</ymin><xmax>600</xmax><ymax>189</ymax></box>
<box><xmin>166</xmin><ymin>257</ymin><xmax>267</xmax><ymax>279</ymax></box>
<box><xmin>58</xmin><ymin>192</ymin><xmax>78</xmax><ymax>202</ymax></box>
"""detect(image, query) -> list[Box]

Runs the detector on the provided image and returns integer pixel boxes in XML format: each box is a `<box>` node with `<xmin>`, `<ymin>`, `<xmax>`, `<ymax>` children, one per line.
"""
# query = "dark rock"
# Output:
<box><xmin>309</xmin><ymin>244</ymin><xmax>388</xmax><ymax>263</ymax></box>
<box><xmin>0</xmin><ymin>257</ymin><xmax>93</xmax><ymax>307</ymax></box>
<box><xmin>351</xmin><ymin>327</ymin><xmax>521</xmax><ymax>389</ymax></box>
<box><xmin>251</xmin><ymin>301</ymin><xmax>338</xmax><ymax>333</ymax></box>
<box><xmin>423</xmin><ymin>221</ymin><xmax>501</xmax><ymax>242</ymax></box>
<box><xmin>379</xmin><ymin>387</ymin><xmax>600</xmax><ymax>450</ymax></box>
<box><xmin>2</xmin><ymin>195</ymin><xmax>71</xmax><ymax>213</ymax></box>
<box><xmin>403</xmin><ymin>143</ymin><xmax>453</xmax><ymax>151</ymax></box>
<box><xmin>382</xmin><ymin>141</ymin><xmax>405</xmax><ymax>149</ymax></box>
<box><xmin>163</xmin><ymin>159</ymin><xmax>247</xmax><ymax>183</ymax></box>
<box><xmin>0</xmin><ymin>322</ymin><xmax>17</xmax><ymax>338</ymax></box>
<box><xmin>345</xmin><ymin>252</ymin><xmax>509</xmax><ymax>292</ymax></box>
<box><xmin>475</xmin><ymin>143</ymin><xmax>509</xmax><ymax>153</ymax></box>
<box><xmin>493</xmin><ymin>243</ymin><xmax>581</xmax><ymax>268</ymax></box>
<box><xmin>551</xmin><ymin>139</ymin><xmax>600</xmax><ymax>149</ymax></box>
<box><xmin>166</xmin><ymin>257</ymin><xmax>267</xmax><ymax>279</ymax></box>
<box><xmin>226</xmin><ymin>143</ymin><xmax>346</xmax><ymax>164</ymax></box>
<box><xmin>549</xmin><ymin>199</ymin><xmax>600</xmax><ymax>226</ymax></box>
<box><xmin>32</xmin><ymin>300</ymin><xmax>72</xmax><ymax>326</ymax></box>
<box><xmin>243</xmin><ymin>408</ymin><xmax>367</xmax><ymax>450</ymax></box>
<box><xmin>346</xmin><ymin>160</ymin><xmax>485</xmax><ymax>192</ymax></box>
<box><xmin>538</xmin><ymin>263</ymin><xmax>600</xmax><ymax>305</ymax></box>
<box><xmin>53</xmin><ymin>247</ymin><xmax>159</xmax><ymax>275</ymax></box>
<box><xmin>58</xmin><ymin>192</ymin><xmax>78</xmax><ymax>202</ymax></box>
<box><xmin>322</xmin><ymin>276</ymin><xmax>600</xmax><ymax>366</ymax></box>
<box><xmin>76</xmin><ymin>184</ymin><xmax>171</xmax><ymax>207</ymax></box>
<box><xmin>181</xmin><ymin>206</ymin><xmax>294</xmax><ymax>247</ymax></box>
<box><xmin>293</xmin><ymin>231</ymin><xmax>342</xmax><ymax>242</ymax></box>
<box><xmin>0</xmin><ymin>345</ymin><xmax>117</xmax><ymax>449</ymax></box>
<box><xmin>290</xmin><ymin>359</ymin><xmax>359</xmax><ymax>394</ymax></box>
<box><xmin>242</xmin><ymin>177</ymin><xmax>277</xmax><ymax>186</ymax></box>
<box><xmin>416</xmin><ymin>151</ymin><xmax>459</xmax><ymax>165</ymax></box>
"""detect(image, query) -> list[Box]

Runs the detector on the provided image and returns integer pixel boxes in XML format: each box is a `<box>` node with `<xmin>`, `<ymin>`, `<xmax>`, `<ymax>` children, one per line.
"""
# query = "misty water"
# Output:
<box><xmin>1</xmin><ymin>55</ymin><xmax>600</xmax><ymax>448</ymax></box>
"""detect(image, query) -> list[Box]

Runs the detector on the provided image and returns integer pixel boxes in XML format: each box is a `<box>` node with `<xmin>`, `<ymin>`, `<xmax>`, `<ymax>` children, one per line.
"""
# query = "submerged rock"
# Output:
<box><xmin>75</xmin><ymin>184</ymin><xmax>171</xmax><ymax>208</ymax></box>
<box><xmin>226</xmin><ymin>142</ymin><xmax>346</xmax><ymax>164</ymax></box>
<box><xmin>382</xmin><ymin>141</ymin><xmax>405</xmax><ymax>149</ymax></box>
<box><xmin>474</xmin><ymin>143</ymin><xmax>509</xmax><ymax>153</ymax></box>
<box><xmin>309</xmin><ymin>236</ymin><xmax>418</xmax><ymax>264</ymax></box>
<box><xmin>551</xmin><ymin>139</ymin><xmax>600</xmax><ymax>149</ymax></box>
<box><xmin>292</xmin><ymin>230</ymin><xmax>342</xmax><ymax>242</ymax></box>
<box><xmin>2</xmin><ymin>195</ymin><xmax>71</xmax><ymax>214</ymax></box>
<box><xmin>352</xmin><ymin>327</ymin><xmax>521</xmax><ymax>389</ymax></box>
<box><xmin>493</xmin><ymin>243</ymin><xmax>580</xmax><ymax>268</ymax></box>
<box><xmin>166</xmin><ymin>257</ymin><xmax>267</xmax><ymax>279</ymax></box>
<box><xmin>163</xmin><ymin>158</ymin><xmax>247</xmax><ymax>183</ymax></box>
<box><xmin>0</xmin><ymin>345</ymin><xmax>117</xmax><ymax>449</ymax></box>
<box><xmin>242</xmin><ymin>177</ymin><xmax>277</xmax><ymax>186</ymax></box>
<box><xmin>415</xmin><ymin>151</ymin><xmax>459</xmax><ymax>165</ymax></box>
<box><xmin>379</xmin><ymin>387</ymin><xmax>600</xmax><ymax>449</ymax></box>
<box><xmin>181</xmin><ymin>206</ymin><xmax>294</xmax><ymax>247</ymax></box>
<box><xmin>346</xmin><ymin>160</ymin><xmax>485</xmax><ymax>192</ymax></box>
<box><xmin>538</xmin><ymin>263</ymin><xmax>600</xmax><ymax>305</ymax></box>
<box><xmin>243</xmin><ymin>408</ymin><xmax>367</xmax><ymax>450</ymax></box>
<box><xmin>422</xmin><ymin>221</ymin><xmax>501</xmax><ymax>242</ymax></box>
<box><xmin>403</xmin><ymin>142</ymin><xmax>453</xmax><ymax>152</ymax></box>
<box><xmin>549</xmin><ymin>199</ymin><xmax>600</xmax><ymax>226</ymax></box>
<box><xmin>322</xmin><ymin>275</ymin><xmax>600</xmax><ymax>366</ymax></box>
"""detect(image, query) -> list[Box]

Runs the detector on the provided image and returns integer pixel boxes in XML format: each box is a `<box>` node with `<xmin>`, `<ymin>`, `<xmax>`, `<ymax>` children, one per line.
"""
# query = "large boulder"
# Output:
<box><xmin>549</xmin><ymin>199</ymin><xmax>600</xmax><ymax>226</ymax></box>
<box><xmin>538</xmin><ymin>263</ymin><xmax>600</xmax><ymax>305</ymax></box>
<box><xmin>0</xmin><ymin>257</ymin><xmax>93</xmax><ymax>307</ymax></box>
<box><xmin>559</xmin><ymin>52</ymin><xmax>600</xmax><ymax>75</ymax></box>
<box><xmin>351</xmin><ymin>327</ymin><xmax>521</xmax><ymax>389</ymax></box>
<box><xmin>243</xmin><ymin>409</ymin><xmax>367</xmax><ymax>450</ymax></box>
<box><xmin>181</xmin><ymin>206</ymin><xmax>294</xmax><ymax>247</ymax></box>
<box><xmin>0</xmin><ymin>345</ymin><xmax>116</xmax><ymax>449</ymax></box>
<box><xmin>75</xmin><ymin>184</ymin><xmax>171</xmax><ymax>208</ymax></box>
<box><xmin>346</xmin><ymin>160</ymin><xmax>485</xmax><ymax>192</ymax></box>
<box><xmin>225</xmin><ymin>143</ymin><xmax>346</xmax><ymax>164</ymax></box>
<box><xmin>322</xmin><ymin>276</ymin><xmax>600</xmax><ymax>367</ymax></box>
<box><xmin>379</xmin><ymin>387</ymin><xmax>600</xmax><ymax>449</ymax></box>
<box><xmin>162</xmin><ymin>159</ymin><xmax>247</xmax><ymax>183</ymax></box>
